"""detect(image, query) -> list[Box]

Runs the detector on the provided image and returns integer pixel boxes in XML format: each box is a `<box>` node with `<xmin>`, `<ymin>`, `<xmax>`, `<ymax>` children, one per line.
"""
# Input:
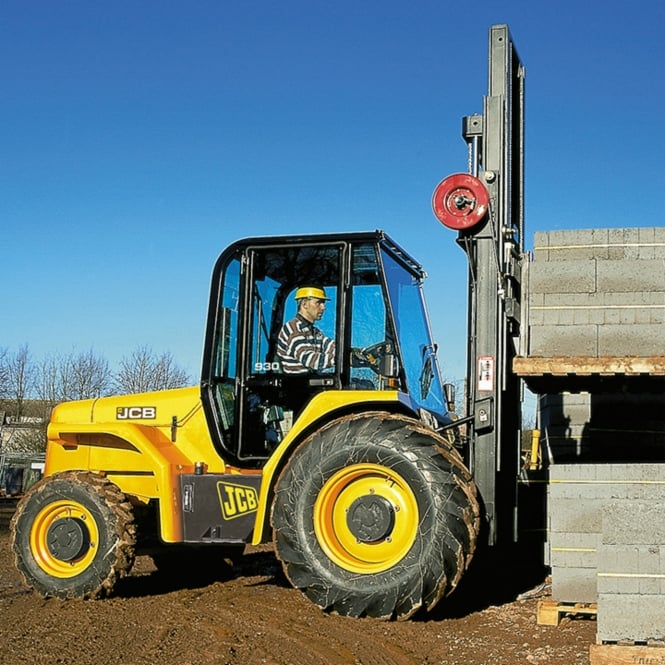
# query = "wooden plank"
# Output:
<box><xmin>536</xmin><ymin>600</ymin><xmax>597</xmax><ymax>626</ymax></box>
<box><xmin>513</xmin><ymin>355</ymin><xmax>665</xmax><ymax>377</ymax></box>
<box><xmin>590</xmin><ymin>643</ymin><xmax>665</xmax><ymax>665</ymax></box>
<box><xmin>536</xmin><ymin>600</ymin><xmax>561</xmax><ymax>626</ymax></box>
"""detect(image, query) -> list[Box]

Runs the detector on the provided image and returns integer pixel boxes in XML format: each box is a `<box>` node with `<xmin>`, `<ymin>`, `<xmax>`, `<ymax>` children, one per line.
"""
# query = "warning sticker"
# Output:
<box><xmin>478</xmin><ymin>356</ymin><xmax>494</xmax><ymax>392</ymax></box>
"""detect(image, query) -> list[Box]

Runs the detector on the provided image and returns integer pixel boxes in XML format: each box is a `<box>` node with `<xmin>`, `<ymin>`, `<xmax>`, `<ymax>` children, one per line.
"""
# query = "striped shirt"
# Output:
<box><xmin>277</xmin><ymin>314</ymin><xmax>336</xmax><ymax>374</ymax></box>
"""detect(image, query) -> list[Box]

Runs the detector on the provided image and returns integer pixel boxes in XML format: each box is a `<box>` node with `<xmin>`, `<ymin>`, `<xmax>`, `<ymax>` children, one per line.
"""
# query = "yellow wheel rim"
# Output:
<box><xmin>29</xmin><ymin>500</ymin><xmax>99</xmax><ymax>579</ymax></box>
<box><xmin>313</xmin><ymin>463</ymin><xmax>419</xmax><ymax>574</ymax></box>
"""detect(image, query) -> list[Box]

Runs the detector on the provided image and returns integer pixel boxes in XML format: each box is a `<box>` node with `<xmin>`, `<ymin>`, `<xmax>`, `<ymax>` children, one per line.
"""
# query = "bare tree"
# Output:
<box><xmin>69</xmin><ymin>349</ymin><xmax>112</xmax><ymax>399</ymax></box>
<box><xmin>37</xmin><ymin>349</ymin><xmax>112</xmax><ymax>405</ymax></box>
<box><xmin>5</xmin><ymin>345</ymin><xmax>36</xmax><ymax>419</ymax></box>
<box><xmin>0</xmin><ymin>347</ymin><xmax>8</xmax><ymax>399</ymax></box>
<box><xmin>36</xmin><ymin>354</ymin><xmax>61</xmax><ymax>406</ymax></box>
<box><xmin>114</xmin><ymin>346</ymin><xmax>191</xmax><ymax>394</ymax></box>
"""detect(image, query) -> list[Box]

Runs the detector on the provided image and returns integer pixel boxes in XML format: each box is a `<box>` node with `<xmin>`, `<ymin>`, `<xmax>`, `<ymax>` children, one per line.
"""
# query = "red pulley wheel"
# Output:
<box><xmin>432</xmin><ymin>173</ymin><xmax>489</xmax><ymax>231</ymax></box>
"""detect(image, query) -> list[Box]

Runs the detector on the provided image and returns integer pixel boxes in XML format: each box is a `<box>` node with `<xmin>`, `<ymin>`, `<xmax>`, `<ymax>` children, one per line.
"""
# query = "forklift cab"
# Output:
<box><xmin>201</xmin><ymin>231</ymin><xmax>449</xmax><ymax>466</ymax></box>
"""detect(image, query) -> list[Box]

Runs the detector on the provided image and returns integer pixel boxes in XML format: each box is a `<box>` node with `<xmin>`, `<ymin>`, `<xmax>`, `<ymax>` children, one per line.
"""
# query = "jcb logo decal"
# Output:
<box><xmin>217</xmin><ymin>482</ymin><xmax>259</xmax><ymax>520</ymax></box>
<box><xmin>116</xmin><ymin>406</ymin><xmax>157</xmax><ymax>420</ymax></box>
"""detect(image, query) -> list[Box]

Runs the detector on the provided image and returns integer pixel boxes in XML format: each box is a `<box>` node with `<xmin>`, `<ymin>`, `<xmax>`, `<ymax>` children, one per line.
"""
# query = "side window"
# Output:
<box><xmin>215</xmin><ymin>257</ymin><xmax>240</xmax><ymax>379</ymax></box>
<box><xmin>382</xmin><ymin>249</ymin><xmax>446</xmax><ymax>414</ymax></box>
<box><xmin>213</xmin><ymin>257</ymin><xmax>240</xmax><ymax>432</ymax></box>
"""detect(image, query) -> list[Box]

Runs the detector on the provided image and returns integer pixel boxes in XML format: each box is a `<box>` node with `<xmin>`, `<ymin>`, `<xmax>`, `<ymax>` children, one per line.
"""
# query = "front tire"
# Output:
<box><xmin>10</xmin><ymin>471</ymin><xmax>136</xmax><ymax>599</ymax></box>
<box><xmin>271</xmin><ymin>412</ymin><xmax>479</xmax><ymax>619</ymax></box>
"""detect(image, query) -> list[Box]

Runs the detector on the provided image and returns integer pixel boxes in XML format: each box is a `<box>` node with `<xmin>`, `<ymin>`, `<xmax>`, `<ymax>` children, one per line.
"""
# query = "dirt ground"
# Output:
<box><xmin>0</xmin><ymin>500</ymin><xmax>596</xmax><ymax>665</ymax></box>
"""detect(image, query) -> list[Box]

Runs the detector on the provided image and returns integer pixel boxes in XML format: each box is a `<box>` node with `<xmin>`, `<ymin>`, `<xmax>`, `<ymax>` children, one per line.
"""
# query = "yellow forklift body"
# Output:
<box><xmin>45</xmin><ymin>384</ymin><xmax>404</xmax><ymax>544</ymax></box>
<box><xmin>46</xmin><ymin>386</ymin><xmax>216</xmax><ymax>542</ymax></box>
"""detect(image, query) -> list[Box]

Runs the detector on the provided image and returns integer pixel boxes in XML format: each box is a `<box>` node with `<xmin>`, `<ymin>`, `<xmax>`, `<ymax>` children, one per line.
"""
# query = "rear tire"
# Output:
<box><xmin>271</xmin><ymin>412</ymin><xmax>479</xmax><ymax>619</ymax></box>
<box><xmin>10</xmin><ymin>471</ymin><xmax>136</xmax><ymax>599</ymax></box>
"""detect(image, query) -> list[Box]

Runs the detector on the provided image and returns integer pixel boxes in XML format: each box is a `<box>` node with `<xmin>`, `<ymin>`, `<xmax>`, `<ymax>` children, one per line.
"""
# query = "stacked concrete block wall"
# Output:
<box><xmin>597</xmin><ymin>500</ymin><xmax>665</xmax><ymax>642</ymax></box>
<box><xmin>548</xmin><ymin>464</ymin><xmax>665</xmax><ymax>606</ymax></box>
<box><xmin>527</xmin><ymin>227</ymin><xmax>665</xmax><ymax>358</ymax></box>
<box><xmin>540</xmin><ymin>392</ymin><xmax>665</xmax><ymax>463</ymax></box>
<box><xmin>527</xmin><ymin>227</ymin><xmax>665</xmax><ymax>462</ymax></box>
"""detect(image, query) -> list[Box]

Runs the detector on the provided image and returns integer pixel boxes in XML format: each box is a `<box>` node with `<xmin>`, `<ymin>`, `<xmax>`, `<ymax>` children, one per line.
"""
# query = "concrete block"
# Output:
<box><xmin>549</xmin><ymin>497</ymin><xmax>603</xmax><ymax>533</ymax></box>
<box><xmin>551</xmin><ymin>567</ymin><xmax>597</xmax><ymax>603</ymax></box>
<box><xmin>598</xmin><ymin>323</ymin><xmax>665</xmax><ymax>356</ymax></box>
<box><xmin>596</xmin><ymin>259</ymin><xmax>665</xmax><ymax>293</ymax></box>
<box><xmin>528</xmin><ymin>261</ymin><xmax>597</xmax><ymax>294</ymax></box>
<box><xmin>529</xmin><ymin>324</ymin><xmax>598</xmax><ymax>357</ymax></box>
<box><xmin>598</xmin><ymin>593</ymin><xmax>665</xmax><ymax>642</ymax></box>
<box><xmin>598</xmin><ymin>544</ymin><xmax>644</xmax><ymax>576</ymax></box>
<box><xmin>602</xmin><ymin>502</ymin><xmax>665</xmax><ymax>545</ymax></box>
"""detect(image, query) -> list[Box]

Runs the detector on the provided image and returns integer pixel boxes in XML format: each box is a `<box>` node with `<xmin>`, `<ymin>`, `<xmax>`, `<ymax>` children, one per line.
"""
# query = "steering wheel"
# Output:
<box><xmin>351</xmin><ymin>341</ymin><xmax>391</xmax><ymax>374</ymax></box>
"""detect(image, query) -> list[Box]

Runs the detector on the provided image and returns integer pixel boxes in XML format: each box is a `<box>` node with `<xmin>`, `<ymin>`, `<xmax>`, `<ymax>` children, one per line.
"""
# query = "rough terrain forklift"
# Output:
<box><xmin>11</xmin><ymin>25</ymin><xmax>524</xmax><ymax>619</ymax></box>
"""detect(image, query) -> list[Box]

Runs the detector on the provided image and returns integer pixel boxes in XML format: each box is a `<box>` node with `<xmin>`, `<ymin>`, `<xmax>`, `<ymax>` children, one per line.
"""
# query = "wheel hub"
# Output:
<box><xmin>346</xmin><ymin>494</ymin><xmax>395</xmax><ymax>543</ymax></box>
<box><xmin>46</xmin><ymin>517</ymin><xmax>90</xmax><ymax>562</ymax></box>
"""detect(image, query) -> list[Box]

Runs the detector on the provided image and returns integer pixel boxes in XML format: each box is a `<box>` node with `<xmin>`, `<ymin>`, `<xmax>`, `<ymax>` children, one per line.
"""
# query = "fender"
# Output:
<box><xmin>251</xmin><ymin>389</ymin><xmax>418</xmax><ymax>545</ymax></box>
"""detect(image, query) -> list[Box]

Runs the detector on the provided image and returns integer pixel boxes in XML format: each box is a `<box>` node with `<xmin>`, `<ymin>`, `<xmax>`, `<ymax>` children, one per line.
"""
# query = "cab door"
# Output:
<box><xmin>237</xmin><ymin>244</ymin><xmax>343</xmax><ymax>462</ymax></box>
<box><xmin>202</xmin><ymin>240</ymin><xmax>346</xmax><ymax>467</ymax></box>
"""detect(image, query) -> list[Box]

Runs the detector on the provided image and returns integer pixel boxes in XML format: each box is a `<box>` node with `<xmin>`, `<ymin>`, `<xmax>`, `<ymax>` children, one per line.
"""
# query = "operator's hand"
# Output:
<box><xmin>350</xmin><ymin>347</ymin><xmax>369</xmax><ymax>368</ymax></box>
<box><xmin>351</xmin><ymin>346</ymin><xmax>383</xmax><ymax>370</ymax></box>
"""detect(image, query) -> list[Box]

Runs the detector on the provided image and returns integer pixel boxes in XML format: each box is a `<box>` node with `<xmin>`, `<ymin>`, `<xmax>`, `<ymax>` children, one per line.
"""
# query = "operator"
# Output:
<box><xmin>277</xmin><ymin>285</ymin><xmax>336</xmax><ymax>374</ymax></box>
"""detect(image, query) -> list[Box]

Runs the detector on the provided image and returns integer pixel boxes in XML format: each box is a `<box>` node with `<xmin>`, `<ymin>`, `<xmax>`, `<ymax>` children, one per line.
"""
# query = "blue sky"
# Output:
<box><xmin>2</xmin><ymin>1</ymin><xmax>665</xmax><ymax>387</ymax></box>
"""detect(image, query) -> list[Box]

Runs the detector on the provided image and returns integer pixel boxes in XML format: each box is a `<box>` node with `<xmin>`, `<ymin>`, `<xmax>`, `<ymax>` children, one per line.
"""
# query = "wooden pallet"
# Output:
<box><xmin>536</xmin><ymin>600</ymin><xmax>598</xmax><ymax>626</ymax></box>
<box><xmin>590</xmin><ymin>642</ymin><xmax>665</xmax><ymax>664</ymax></box>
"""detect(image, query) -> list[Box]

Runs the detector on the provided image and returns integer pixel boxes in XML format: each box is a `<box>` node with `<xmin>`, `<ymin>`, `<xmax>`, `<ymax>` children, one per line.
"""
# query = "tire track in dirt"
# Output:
<box><xmin>0</xmin><ymin>527</ymin><xmax>597</xmax><ymax>665</ymax></box>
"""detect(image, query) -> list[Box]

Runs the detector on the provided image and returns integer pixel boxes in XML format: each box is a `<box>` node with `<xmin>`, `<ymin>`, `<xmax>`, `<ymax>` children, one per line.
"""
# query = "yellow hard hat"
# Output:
<box><xmin>295</xmin><ymin>286</ymin><xmax>329</xmax><ymax>301</ymax></box>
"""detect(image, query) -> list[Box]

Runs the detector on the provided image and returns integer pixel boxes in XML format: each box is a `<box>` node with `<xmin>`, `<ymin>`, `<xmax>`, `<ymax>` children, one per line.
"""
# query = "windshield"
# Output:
<box><xmin>382</xmin><ymin>249</ymin><xmax>447</xmax><ymax>416</ymax></box>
